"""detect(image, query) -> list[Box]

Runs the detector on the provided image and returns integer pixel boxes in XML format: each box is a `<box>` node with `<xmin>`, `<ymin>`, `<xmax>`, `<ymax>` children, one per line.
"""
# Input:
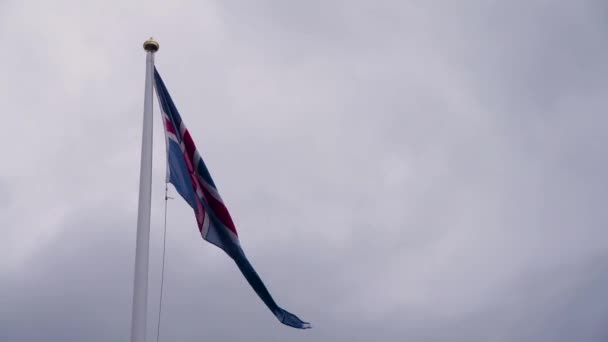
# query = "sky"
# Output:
<box><xmin>1</xmin><ymin>0</ymin><xmax>607</xmax><ymax>341</ymax></box>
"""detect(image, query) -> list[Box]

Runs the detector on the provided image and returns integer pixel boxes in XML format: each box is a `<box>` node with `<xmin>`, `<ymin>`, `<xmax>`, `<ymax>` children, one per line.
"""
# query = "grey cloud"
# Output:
<box><xmin>1</xmin><ymin>0</ymin><xmax>607</xmax><ymax>341</ymax></box>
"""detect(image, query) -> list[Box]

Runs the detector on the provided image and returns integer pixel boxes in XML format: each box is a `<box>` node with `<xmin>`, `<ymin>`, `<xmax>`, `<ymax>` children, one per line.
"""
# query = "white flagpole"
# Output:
<box><xmin>131</xmin><ymin>38</ymin><xmax>159</xmax><ymax>342</ymax></box>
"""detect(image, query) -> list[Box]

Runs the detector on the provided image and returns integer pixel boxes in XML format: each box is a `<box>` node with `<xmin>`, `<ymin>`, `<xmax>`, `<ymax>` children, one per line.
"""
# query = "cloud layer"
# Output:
<box><xmin>1</xmin><ymin>1</ymin><xmax>607</xmax><ymax>341</ymax></box>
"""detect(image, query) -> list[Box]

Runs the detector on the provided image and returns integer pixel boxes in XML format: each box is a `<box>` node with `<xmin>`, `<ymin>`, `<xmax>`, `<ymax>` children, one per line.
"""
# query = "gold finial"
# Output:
<box><xmin>143</xmin><ymin>38</ymin><xmax>159</xmax><ymax>52</ymax></box>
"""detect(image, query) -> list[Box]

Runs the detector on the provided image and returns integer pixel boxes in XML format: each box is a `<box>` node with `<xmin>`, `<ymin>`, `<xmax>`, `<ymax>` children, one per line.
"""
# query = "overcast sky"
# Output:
<box><xmin>1</xmin><ymin>0</ymin><xmax>607</xmax><ymax>341</ymax></box>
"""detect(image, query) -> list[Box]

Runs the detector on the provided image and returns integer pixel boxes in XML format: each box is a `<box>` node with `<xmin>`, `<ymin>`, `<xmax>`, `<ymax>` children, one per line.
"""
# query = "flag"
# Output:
<box><xmin>153</xmin><ymin>68</ymin><xmax>311</xmax><ymax>329</ymax></box>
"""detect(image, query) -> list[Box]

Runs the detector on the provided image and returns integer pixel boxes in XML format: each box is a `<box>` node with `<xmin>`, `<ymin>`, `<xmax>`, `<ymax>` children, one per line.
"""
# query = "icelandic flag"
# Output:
<box><xmin>153</xmin><ymin>68</ymin><xmax>311</xmax><ymax>329</ymax></box>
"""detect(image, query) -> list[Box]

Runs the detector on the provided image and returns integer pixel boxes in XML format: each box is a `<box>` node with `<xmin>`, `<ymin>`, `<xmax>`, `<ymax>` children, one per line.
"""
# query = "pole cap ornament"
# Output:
<box><xmin>143</xmin><ymin>38</ymin><xmax>159</xmax><ymax>52</ymax></box>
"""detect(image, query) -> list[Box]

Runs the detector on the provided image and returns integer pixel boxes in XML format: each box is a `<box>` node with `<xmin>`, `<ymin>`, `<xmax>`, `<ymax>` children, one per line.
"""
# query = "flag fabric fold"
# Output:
<box><xmin>153</xmin><ymin>68</ymin><xmax>311</xmax><ymax>330</ymax></box>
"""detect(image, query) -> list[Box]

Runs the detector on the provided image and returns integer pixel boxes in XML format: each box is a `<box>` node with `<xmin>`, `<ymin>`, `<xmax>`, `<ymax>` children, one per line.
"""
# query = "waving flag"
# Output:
<box><xmin>153</xmin><ymin>68</ymin><xmax>310</xmax><ymax>329</ymax></box>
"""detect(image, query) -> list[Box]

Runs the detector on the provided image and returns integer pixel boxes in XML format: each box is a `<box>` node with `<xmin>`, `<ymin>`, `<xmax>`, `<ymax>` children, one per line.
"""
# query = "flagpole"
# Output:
<box><xmin>131</xmin><ymin>38</ymin><xmax>159</xmax><ymax>342</ymax></box>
